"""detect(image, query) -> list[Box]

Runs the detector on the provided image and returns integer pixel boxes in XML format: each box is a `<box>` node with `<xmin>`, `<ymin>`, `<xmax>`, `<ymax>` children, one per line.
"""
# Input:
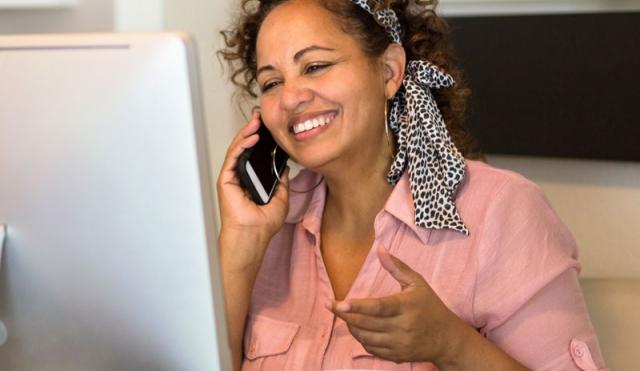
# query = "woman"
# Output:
<box><xmin>217</xmin><ymin>0</ymin><xmax>607</xmax><ymax>370</ymax></box>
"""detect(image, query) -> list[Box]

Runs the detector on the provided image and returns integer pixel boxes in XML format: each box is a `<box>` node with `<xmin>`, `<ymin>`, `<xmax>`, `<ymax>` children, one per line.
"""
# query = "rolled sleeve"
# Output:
<box><xmin>472</xmin><ymin>178</ymin><xmax>607</xmax><ymax>370</ymax></box>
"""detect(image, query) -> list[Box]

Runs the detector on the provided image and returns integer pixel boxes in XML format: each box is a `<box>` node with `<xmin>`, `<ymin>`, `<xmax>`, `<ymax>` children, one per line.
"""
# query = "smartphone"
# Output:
<box><xmin>235</xmin><ymin>120</ymin><xmax>289</xmax><ymax>205</ymax></box>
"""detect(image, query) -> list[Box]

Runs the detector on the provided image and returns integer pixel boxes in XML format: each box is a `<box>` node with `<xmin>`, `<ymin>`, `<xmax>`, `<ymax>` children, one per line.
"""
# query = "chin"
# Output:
<box><xmin>292</xmin><ymin>152</ymin><xmax>336</xmax><ymax>173</ymax></box>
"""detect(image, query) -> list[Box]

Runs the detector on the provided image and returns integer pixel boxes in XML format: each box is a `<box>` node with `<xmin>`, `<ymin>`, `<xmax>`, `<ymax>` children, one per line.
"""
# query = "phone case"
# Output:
<box><xmin>235</xmin><ymin>147</ymin><xmax>271</xmax><ymax>205</ymax></box>
<box><xmin>234</xmin><ymin>123</ymin><xmax>289</xmax><ymax>205</ymax></box>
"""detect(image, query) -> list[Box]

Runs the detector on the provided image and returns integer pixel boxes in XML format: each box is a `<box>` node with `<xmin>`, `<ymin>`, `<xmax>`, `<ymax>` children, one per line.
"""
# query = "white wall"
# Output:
<box><xmin>163</xmin><ymin>0</ymin><xmax>244</xmax><ymax>189</ymax></box>
<box><xmin>111</xmin><ymin>0</ymin><xmax>246</xmax><ymax>213</ymax></box>
<box><xmin>113</xmin><ymin>0</ymin><xmax>163</xmax><ymax>32</ymax></box>
<box><xmin>0</xmin><ymin>0</ymin><xmax>113</xmax><ymax>34</ymax></box>
<box><xmin>159</xmin><ymin>0</ymin><xmax>246</xmax><ymax>227</ymax></box>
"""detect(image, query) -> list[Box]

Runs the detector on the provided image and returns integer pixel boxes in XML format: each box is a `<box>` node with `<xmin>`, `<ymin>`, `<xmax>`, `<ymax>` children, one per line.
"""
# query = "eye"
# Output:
<box><xmin>260</xmin><ymin>80</ymin><xmax>281</xmax><ymax>93</ymax></box>
<box><xmin>304</xmin><ymin>62</ymin><xmax>332</xmax><ymax>74</ymax></box>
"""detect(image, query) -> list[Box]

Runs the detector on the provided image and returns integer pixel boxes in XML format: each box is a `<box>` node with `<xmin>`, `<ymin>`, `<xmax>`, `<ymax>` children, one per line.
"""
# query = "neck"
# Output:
<box><xmin>321</xmin><ymin>146</ymin><xmax>394</xmax><ymax>237</ymax></box>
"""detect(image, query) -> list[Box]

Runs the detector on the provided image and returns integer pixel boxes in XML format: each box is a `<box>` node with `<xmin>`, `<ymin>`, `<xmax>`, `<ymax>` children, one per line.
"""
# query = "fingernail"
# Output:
<box><xmin>335</xmin><ymin>301</ymin><xmax>351</xmax><ymax>312</ymax></box>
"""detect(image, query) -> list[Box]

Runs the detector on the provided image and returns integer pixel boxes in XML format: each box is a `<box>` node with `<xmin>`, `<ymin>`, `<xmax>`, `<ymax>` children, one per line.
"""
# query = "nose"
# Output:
<box><xmin>279</xmin><ymin>79</ymin><xmax>313</xmax><ymax>112</ymax></box>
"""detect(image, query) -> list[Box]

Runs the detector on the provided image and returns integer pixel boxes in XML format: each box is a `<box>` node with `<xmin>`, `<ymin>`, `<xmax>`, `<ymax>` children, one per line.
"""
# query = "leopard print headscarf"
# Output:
<box><xmin>352</xmin><ymin>0</ymin><xmax>469</xmax><ymax>235</ymax></box>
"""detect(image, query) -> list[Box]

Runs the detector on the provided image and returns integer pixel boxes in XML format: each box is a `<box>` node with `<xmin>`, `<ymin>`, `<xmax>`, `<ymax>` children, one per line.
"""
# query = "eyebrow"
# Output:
<box><xmin>256</xmin><ymin>45</ymin><xmax>336</xmax><ymax>77</ymax></box>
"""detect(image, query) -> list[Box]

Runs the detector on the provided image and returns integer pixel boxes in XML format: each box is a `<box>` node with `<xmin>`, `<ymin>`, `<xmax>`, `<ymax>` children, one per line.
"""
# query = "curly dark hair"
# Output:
<box><xmin>218</xmin><ymin>0</ymin><xmax>479</xmax><ymax>158</ymax></box>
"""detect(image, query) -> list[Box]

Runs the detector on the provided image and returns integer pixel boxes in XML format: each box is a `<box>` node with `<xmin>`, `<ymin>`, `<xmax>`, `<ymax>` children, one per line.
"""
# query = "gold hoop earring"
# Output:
<box><xmin>384</xmin><ymin>100</ymin><xmax>396</xmax><ymax>159</ymax></box>
<box><xmin>271</xmin><ymin>146</ymin><xmax>283</xmax><ymax>179</ymax></box>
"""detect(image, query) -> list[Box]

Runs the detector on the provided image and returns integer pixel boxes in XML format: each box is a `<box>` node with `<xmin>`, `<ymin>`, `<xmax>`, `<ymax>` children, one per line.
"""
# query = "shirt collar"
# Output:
<box><xmin>381</xmin><ymin>171</ymin><xmax>431</xmax><ymax>245</ymax></box>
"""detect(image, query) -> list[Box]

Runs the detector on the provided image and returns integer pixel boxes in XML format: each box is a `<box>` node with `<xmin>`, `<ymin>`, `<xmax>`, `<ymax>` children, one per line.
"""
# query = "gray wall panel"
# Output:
<box><xmin>448</xmin><ymin>12</ymin><xmax>640</xmax><ymax>161</ymax></box>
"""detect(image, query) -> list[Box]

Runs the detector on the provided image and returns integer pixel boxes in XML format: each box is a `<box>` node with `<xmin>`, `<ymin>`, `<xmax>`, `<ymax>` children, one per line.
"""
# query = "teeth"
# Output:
<box><xmin>293</xmin><ymin>114</ymin><xmax>335</xmax><ymax>135</ymax></box>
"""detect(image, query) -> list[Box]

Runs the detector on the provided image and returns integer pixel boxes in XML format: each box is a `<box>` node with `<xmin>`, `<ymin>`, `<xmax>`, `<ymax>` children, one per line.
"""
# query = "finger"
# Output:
<box><xmin>216</xmin><ymin>134</ymin><xmax>259</xmax><ymax>198</ymax></box>
<box><xmin>347</xmin><ymin>326</ymin><xmax>394</xmax><ymax>349</ymax></box>
<box><xmin>222</xmin><ymin>134</ymin><xmax>260</xmax><ymax>174</ymax></box>
<box><xmin>221</xmin><ymin>111</ymin><xmax>263</xmax><ymax>172</ymax></box>
<box><xmin>333</xmin><ymin>296</ymin><xmax>402</xmax><ymax>317</ymax></box>
<box><xmin>272</xmin><ymin>166</ymin><xmax>290</xmax><ymax>198</ymax></box>
<box><xmin>269</xmin><ymin>166</ymin><xmax>290</xmax><ymax>209</ymax></box>
<box><xmin>328</xmin><ymin>299</ymin><xmax>392</xmax><ymax>329</ymax></box>
<box><xmin>223</xmin><ymin>115</ymin><xmax>261</xmax><ymax>165</ymax></box>
<box><xmin>358</xmin><ymin>344</ymin><xmax>396</xmax><ymax>360</ymax></box>
<box><xmin>377</xmin><ymin>244</ymin><xmax>424</xmax><ymax>290</ymax></box>
<box><xmin>333</xmin><ymin>310</ymin><xmax>394</xmax><ymax>333</ymax></box>
<box><xmin>358</xmin><ymin>344</ymin><xmax>406</xmax><ymax>364</ymax></box>
<box><xmin>229</xmin><ymin>113</ymin><xmax>260</xmax><ymax>146</ymax></box>
<box><xmin>278</xmin><ymin>166</ymin><xmax>290</xmax><ymax>188</ymax></box>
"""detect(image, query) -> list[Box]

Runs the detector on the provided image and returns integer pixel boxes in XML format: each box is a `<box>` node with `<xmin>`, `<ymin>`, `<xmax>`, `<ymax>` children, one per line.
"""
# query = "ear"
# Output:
<box><xmin>381</xmin><ymin>43</ymin><xmax>406</xmax><ymax>99</ymax></box>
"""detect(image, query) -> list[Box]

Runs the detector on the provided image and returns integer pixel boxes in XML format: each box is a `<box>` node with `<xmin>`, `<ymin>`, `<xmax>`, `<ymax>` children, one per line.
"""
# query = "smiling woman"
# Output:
<box><xmin>253</xmin><ymin>2</ymin><xmax>400</xmax><ymax>172</ymax></box>
<box><xmin>219</xmin><ymin>0</ymin><xmax>478</xmax><ymax>160</ymax></box>
<box><xmin>216</xmin><ymin>1</ymin><xmax>608</xmax><ymax>370</ymax></box>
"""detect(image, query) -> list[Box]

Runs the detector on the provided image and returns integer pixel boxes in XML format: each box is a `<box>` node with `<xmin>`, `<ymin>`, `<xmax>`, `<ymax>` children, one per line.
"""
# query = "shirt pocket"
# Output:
<box><xmin>242</xmin><ymin>314</ymin><xmax>300</xmax><ymax>369</ymax></box>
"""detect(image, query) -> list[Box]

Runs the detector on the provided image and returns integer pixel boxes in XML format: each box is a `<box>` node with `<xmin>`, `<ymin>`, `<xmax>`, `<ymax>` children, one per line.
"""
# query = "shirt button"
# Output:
<box><xmin>573</xmin><ymin>344</ymin><xmax>585</xmax><ymax>357</ymax></box>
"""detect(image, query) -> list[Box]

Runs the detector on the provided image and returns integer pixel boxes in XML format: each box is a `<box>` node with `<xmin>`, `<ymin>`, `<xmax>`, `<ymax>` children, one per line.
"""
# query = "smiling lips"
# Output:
<box><xmin>292</xmin><ymin>112</ymin><xmax>337</xmax><ymax>134</ymax></box>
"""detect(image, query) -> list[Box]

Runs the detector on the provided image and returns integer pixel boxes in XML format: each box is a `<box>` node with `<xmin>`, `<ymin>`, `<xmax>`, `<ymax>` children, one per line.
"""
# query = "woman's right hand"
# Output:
<box><xmin>217</xmin><ymin>113</ymin><xmax>290</xmax><ymax>371</ymax></box>
<box><xmin>216</xmin><ymin>112</ymin><xmax>290</xmax><ymax>265</ymax></box>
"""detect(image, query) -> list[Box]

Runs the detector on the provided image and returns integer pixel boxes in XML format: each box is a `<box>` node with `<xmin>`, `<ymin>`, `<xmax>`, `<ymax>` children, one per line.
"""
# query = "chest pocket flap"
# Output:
<box><xmin>244</xmin><ymin>314</ymin><xmax>300</xmax><ymax>361</ymax></box>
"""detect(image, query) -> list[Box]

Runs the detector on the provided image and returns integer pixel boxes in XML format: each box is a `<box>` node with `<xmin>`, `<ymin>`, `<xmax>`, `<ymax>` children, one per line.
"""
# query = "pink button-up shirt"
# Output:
<box><xmin>242</xmin><ymin>160</ymin><xmax>607</xmax><ymax>370</ymax></box>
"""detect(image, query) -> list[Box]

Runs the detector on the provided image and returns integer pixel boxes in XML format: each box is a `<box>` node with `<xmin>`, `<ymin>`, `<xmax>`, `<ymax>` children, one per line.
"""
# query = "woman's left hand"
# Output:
<box><xmin>329</xmin><ymin>244</ymin><xmax>469</xmax><ymax>366</ymax></box>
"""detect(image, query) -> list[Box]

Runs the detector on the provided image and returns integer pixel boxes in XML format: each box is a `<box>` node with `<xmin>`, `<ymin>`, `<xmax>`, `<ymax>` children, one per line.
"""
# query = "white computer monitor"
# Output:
<box><xmin>0</xmin><ymin>32</ymin><xmax>231</xmax><ymax>371</ymax></box>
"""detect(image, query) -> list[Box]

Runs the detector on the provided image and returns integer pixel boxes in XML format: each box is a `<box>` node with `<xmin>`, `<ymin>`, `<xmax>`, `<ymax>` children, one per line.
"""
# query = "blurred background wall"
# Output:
<box><xmin>0</xmin><ymin>0</ymin><xmax>113</xmax><ymax>33</ymax></box>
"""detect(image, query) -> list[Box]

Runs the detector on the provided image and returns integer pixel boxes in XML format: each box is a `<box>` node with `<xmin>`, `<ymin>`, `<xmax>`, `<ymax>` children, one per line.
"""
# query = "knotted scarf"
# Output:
<box><xmin>352</xmin><ymin>0</ymin><xmax>469</xmax><ymax>235</ymax></box>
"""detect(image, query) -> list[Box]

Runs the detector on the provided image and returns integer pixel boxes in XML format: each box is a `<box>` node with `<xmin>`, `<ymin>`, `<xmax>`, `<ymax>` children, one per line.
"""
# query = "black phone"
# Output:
<box><xmin>235</xmin><ymin>120</ymin><xmax>289</xmax><ymax>205</ymax></box>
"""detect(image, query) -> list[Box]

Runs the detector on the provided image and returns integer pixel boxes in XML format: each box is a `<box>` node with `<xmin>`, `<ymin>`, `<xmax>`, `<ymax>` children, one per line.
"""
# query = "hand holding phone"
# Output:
<box><xmin>235</xmin><ymin>121</ymin><xmax>289</xmax><ymax>205</ymax></box>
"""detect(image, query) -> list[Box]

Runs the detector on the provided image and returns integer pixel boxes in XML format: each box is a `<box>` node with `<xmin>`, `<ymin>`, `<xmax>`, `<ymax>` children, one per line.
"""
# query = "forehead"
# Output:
<box><xmin>256</xmin><ymin>0</ymin><xmax>361</xmax><ymax>64</ymax></box>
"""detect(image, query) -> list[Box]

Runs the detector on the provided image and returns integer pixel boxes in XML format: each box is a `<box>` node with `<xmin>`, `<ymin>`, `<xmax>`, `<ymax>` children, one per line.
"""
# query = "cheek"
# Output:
<box><xmin>258</xmin><ymin>96</ymin><xmax>281</xmax><ymax>129</ymax></box>
<box><xmin>330</xmin><ymin>70</ymin><xmax>383</xmax><ymax>107</ymax></box>
<box><xmin>258</xmin><ymin>97</ymin><xmax>293</xmax><ymax>153</ymax></box>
